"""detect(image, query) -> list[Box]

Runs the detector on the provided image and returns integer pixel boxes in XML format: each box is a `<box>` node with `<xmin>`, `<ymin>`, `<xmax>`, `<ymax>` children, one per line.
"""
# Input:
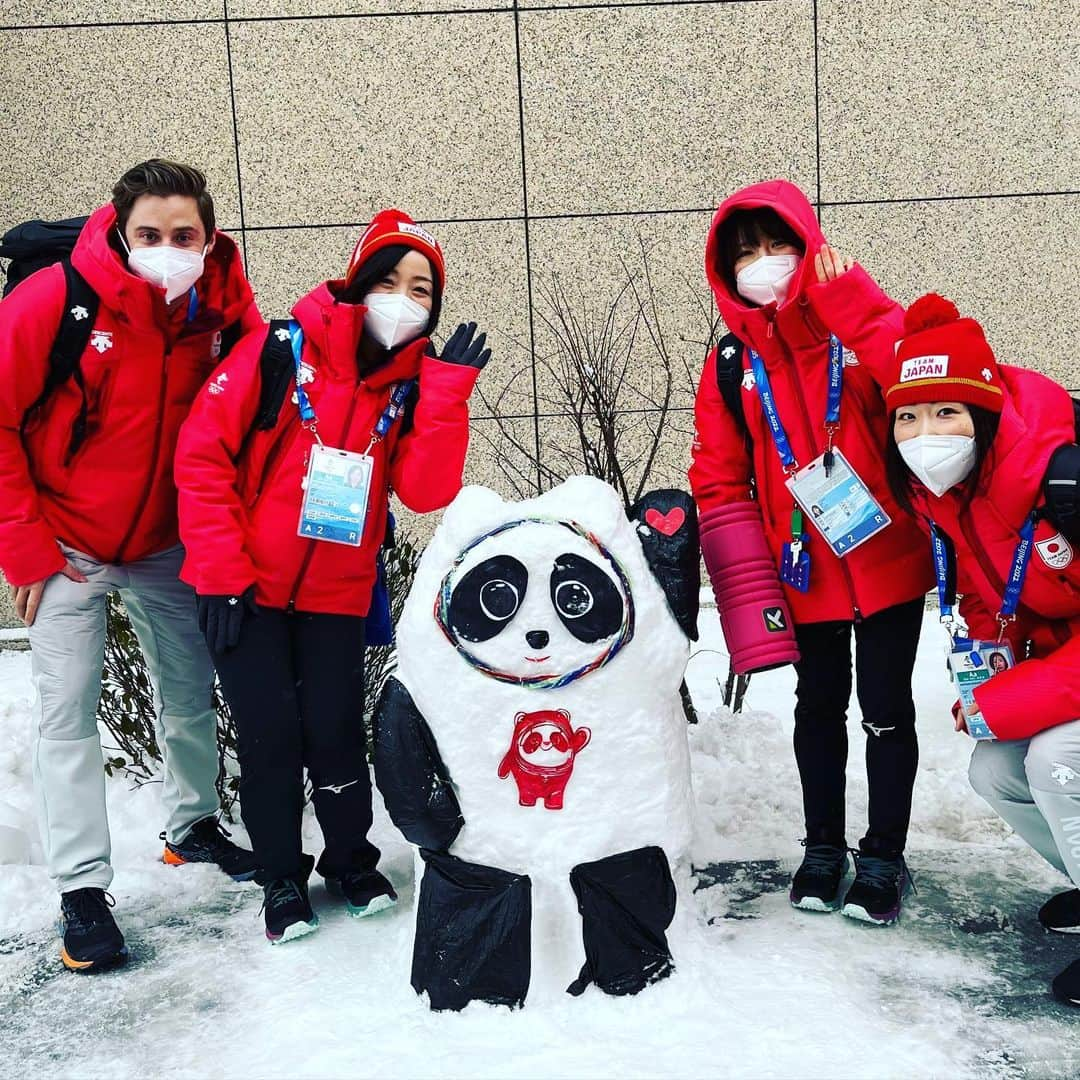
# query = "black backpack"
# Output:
<box><xmin>1</xmin><ymin>216</ymin><xmax>249</xmax><ymax>458</ymax></box>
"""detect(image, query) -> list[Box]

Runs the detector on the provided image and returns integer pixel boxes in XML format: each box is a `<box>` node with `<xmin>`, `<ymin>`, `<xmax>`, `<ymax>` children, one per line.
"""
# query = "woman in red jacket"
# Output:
<box><xmin>883</xmin><ymin>294</ymin><xmax>1080</xmax><ymax>1005</ymax></box>
<box><xmin>690</xmin><ymin>180</ymin><xmax>933</xmax><ymax>924</ymax></box>
<box><xmin>175</xmin><ymin>210</ymin><xmax>488</xmax><ymax>944</ymax></box>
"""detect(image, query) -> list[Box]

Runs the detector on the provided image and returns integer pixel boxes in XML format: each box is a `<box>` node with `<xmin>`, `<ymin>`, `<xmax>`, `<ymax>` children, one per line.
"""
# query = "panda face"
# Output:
<box><xmin>518</xmin><ymin>721</ymin><xmax>573</xmax><ymax>768</ymax></box>
<box><xmin>437</xmin><ymin>519</ymin><xmax>635</xmax><ymax>686</ymax></box>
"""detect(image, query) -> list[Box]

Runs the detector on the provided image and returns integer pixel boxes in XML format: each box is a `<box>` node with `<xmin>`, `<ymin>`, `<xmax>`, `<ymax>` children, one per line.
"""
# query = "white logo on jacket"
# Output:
<box><xmin>274</xmin><ymin>327</ymin><xmax>291</xmax><ymax>343</ymax></box>
<box><xmin>1036</xmin><ymin>533</ymin><xmax>1074</xmax><ymax>569</ymax></box>
<box><xmin>290</xmin><ymin>361</ymin><xmax>316</xmax><ymax>405</ymax></box>
<box><xmin>208</xmin><ymin>371</ymin><xmax>229</xmax><ymax>396</ymax></box>
<box><xmin>899</xmin><ymin>355</ymin><xmax>948</xmax><ymax>382</ymax></box>
<box><xmin>89</xmin><ymin>330</ymin><xmax>113</xmax><ymax>354</ymax></box>
<box><xmin>70</xmin><ymin>305</ymin><xmax>89</xmax><ymax>321</ymax></box>
<box><xmin>741</xmin><ymin>369</ymin><xmax>756</xmax><ymax>392</ymax></box>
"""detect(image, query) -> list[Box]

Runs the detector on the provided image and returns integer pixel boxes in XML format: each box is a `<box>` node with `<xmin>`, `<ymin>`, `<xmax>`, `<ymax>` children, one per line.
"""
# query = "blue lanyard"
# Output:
<box><xmin>749</xmin><ymin>335</ymin><xmax>843</xmax><ymax>474</ymax></box>
<box><xmin>289</xmin><ymin>320</ymin><xmax>415</xmax><ymax>446</ymax></box>
<box><xmin>929</xmin><ymin>513</ymin><xmax>1037</xmax><ymax>639</ymax></box>
<box><xmin>186</xmin><ymin>287</ymin><xmax>198</xmax><ymax>323</ymax></box>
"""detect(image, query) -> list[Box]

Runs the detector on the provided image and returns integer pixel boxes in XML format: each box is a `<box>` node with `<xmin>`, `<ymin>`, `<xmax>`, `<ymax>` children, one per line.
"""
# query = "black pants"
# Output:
<box><xmin>211</xmin><ymin>607</ymin><xmax>379</xmax><ymax>882</ymax></box>
<box><xmin>792</xmin><ymin>597</ymin><xmax>923</xmax><ymax>857</ymax></box>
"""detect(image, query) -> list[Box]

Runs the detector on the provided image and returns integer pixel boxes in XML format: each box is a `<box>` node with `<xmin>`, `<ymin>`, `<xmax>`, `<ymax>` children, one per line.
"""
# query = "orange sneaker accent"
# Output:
<box><xmin>162</xmin><ymin>846</ymin><xmax>187</xmax><ymax>867</ymax></box>
<box><xmin>60</xmin><ymin>946</ymin><xmax>95</xmax><ymax>971</ymax></box>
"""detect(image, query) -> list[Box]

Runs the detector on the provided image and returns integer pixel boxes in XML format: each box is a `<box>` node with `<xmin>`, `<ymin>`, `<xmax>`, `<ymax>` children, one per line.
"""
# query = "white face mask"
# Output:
<box><xmin>898</xmin><ymin>434</ymin><xmax>978</xmax><ymax>497</ymax></box>
<box><xmin>119</xmin><ymin>230</ymin><xmax>206</xmax><ymax>303</ymax></box>
<box><xmin>362</xmin><ymin>291</ymin><xmax>429</xmax><ymax>349</ymax></box>
<box><xmin>736</xmin><ymin>254</ymin><xmax>801</xmax><ymax>308</ymax></box>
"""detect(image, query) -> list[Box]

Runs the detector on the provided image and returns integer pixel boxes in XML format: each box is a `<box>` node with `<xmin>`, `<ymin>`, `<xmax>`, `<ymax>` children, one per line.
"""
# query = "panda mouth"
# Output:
<box><xmin>525</xmin><ymin>655</ymin><xmax>551</xmax><ymax>664</ymax></box>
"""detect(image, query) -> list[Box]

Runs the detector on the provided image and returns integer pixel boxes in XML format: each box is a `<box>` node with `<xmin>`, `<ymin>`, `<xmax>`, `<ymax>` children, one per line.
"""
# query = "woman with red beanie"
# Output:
<box><xmin>690</xmin><ymin>180</ymin><xmax>933</xmax><ymax>925</ymax></box>
<box><xmin>175</xmin><ymin>210</ymin><xmax>489</xmax><ymax>944</ymax></box>
<box><xmin>883</xmin><ymin>293</ymin><xmax>1080</xmax><ymax>1005</ymax></box>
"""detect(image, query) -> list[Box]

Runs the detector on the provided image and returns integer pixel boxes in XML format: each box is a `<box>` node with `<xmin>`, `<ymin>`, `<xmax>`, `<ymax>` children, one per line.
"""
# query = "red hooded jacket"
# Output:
<box><xmin>905</xmin><ymin>367</ymin><xmax>1080</xmax><ymax>740</ymax></box>
<box><xmin>690</xmin><ymin>180</ymin><xmax>933</xmax><ymax>623</ymax></box>
<box><xmin>0</xmin><ymin>204</ymin><xmax>260</xmax><ymax>587</ymax></box>
<box><xmin>175</xmin><ymin>282</ymin><xmax>479</xmax><ymax>617</ymax></box>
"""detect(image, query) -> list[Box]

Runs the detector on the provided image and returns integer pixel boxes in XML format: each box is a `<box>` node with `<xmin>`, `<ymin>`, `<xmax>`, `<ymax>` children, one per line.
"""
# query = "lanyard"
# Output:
<box><xmin>929</xmin><ymin>513</ymin><xmax>1037</xmax><ymax>640</ymax></box>
<box><xmin>749</xmin><ymin>335</ymin><xmax>843</xmax><ymax>475</ymax></box>
<box><xmin>289</xmin><ymin>321</ymin><xmax>415</xmax><ymax>450</ymax></box>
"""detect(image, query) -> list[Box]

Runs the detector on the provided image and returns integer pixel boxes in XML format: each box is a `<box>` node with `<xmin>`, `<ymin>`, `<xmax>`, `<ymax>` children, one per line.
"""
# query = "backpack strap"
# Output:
<box><xmin>19</xmin><ymin>261</ymin><xmax>99</xmax><ymax>460</ymax></box>
<box><xmin>714</xmin><ymin>331</ymin><xmax>750</xmax><ymax>447</ymax></box>
<box><xmin>253</xmin><ymin>320</ymin><xmax>297</xmax><ymax>432</ymax></box>
<box><xmin>1041</xmin><ymin>397</ymin><xmax>1080</xmax><ymax>544</ymax></box>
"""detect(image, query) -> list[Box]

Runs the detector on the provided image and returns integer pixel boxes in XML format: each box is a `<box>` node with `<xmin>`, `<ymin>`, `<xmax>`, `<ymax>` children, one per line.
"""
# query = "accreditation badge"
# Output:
<box><xmin>947</xmin><ymin>639</ymin><xmax>1015</xmax><ymax>741</ymax></box>
<box><xmin>785</xmin><ymin>449</ymin><xmax>890</xmax><ymax>558</ymax></box>
<box><xmin>297</xmin><ymin>445</ymin><xmax>373</xmax><ymax>547</ymax></box>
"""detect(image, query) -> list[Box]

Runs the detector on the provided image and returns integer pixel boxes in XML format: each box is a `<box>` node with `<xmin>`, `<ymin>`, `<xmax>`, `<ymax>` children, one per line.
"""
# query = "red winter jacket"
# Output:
<box><xmin>175</xmin><ymin>282</ymin><xmax>479</xmax><ymax>617</ymax></box>
<box><xmin>0</xmin><ymin>204</ymin><xmax>260</xmax><ymax>587</ymax></box>
<box><xmin>905</xmin><ymin>367</ymin><xmax>1080</xmax><ymax>741</ymax></box>
<box><xmin>690</xmin><ymin>180</ymin><xmax>933</xmax><ymax>623</ymax></box>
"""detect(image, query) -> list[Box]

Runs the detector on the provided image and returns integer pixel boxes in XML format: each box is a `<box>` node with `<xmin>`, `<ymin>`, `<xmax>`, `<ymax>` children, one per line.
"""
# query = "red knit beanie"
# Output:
<box><xmin>344</xmin><ymin>208</ymin><xmax>445</xmax><ymax>288</ymax></box>
<box><xmin>886</xmin><ymin>294</ymin><xmax>1003</xmax><ymax>414</ymax></box>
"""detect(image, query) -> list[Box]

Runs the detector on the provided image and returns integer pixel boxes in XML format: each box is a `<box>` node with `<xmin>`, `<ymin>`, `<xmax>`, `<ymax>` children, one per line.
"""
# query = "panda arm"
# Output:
<box><xmin>372</xmin><ymin>676</ymin><xmax>464</xmax><ymax>852</ymax></box>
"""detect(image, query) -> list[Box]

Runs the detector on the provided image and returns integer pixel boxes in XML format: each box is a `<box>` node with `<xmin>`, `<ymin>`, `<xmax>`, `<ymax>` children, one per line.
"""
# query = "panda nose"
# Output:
<box><xmin>526</xmin><ymin>630</ymin><xmax>549</xmax><ymax>650</ymax></box>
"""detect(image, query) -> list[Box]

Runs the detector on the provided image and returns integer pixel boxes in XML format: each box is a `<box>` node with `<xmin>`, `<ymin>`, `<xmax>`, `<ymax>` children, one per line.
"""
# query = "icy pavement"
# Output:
<box><xmin>2</xmin><ymin>612</ymin><xmax>1079</xmax><ymax>1080</ymax></box>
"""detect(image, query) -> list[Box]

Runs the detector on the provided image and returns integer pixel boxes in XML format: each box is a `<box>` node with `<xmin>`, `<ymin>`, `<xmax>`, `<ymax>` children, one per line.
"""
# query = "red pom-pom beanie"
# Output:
<box><xmin>886</xmin><ymin>293</ymin><xmax>1004</xmax><ymax>414</ymax></box>
<box><xmin>344</xmin><ymin>208</ymin><xmax>445</xmax><ymax>288</ymax></box>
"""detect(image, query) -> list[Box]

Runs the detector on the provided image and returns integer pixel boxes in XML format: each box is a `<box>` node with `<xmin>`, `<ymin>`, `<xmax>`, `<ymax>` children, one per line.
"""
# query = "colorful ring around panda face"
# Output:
<box><xmin>433</xmin><ymin>517</ymin><xmax>636</xmax><ymax>689</ymax></box>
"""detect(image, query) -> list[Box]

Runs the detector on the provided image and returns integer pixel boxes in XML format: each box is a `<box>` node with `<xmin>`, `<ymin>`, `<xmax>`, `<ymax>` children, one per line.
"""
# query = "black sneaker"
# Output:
<box><xmin>1039</xmin><ymin>889</ymin><xmax>1080</xmax><ymax>933</ymax></box>
<box><xmin>841</xmin><ymin>851</ymin><xmax>911</xmax><ymax>925</ymax></box>
<box><xmin>263</xmin><ymin>874</ymin><xmax>319</xmax><ymax>945</ymax></box>
<box><xmin>162</xmin><ymin>817</ymin><xmax>260</xmax><ymax>882</ymax></box>
<box><xmin>790</xmin><ymin>842</ymin><xmax>848</xmax><ymax>911</ymax></box>
<box><xmin>324</xmin><ymin>869</ymin><xmax>398</xmax><ymax>918</ymax></box>
<box><xmin>59</xmin><ymin>888</ymin><xmax>128</xmax><ymax>973</ymax></box>
<box><xmin>1052</xmin><ymin>957</ymin><xmax>1080</xmax><ymax>1005</ymax></box>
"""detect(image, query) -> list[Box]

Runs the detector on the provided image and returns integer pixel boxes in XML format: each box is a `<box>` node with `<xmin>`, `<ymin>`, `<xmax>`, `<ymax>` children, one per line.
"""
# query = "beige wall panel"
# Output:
<box><xmin>230</xmin><ymin>1</ymin><xmax>506</xmax><ymax>15</ymax></box>
<box><xmin>244</xmin><ymin>218</ymin><xmax>533</xmax><ymax>419</ymax></box>
<box><xmin>535</xmin><ymin>409</ymin><xmax>694</xmax><ymax>506</ymax></box>
<box><xmin>0</xmin><ymin>1</ymin><xmax>219</xmax><ymax>24</ymax></box>
<box><xmin>818</xmin><ymin>0</ymin><xmax>1080</xmax><ymax>201</ymax></box>
<box><xmin>0</xmin><ymin>24</ymin><xmax>239</xmax><ymax>226</ymax></box>
<box><xmin>525</xmin><ymin>211</ymin><xmax>716</xmax><ymax>418</ymax></box>
<box><xmin>0</xmin><ymin>584</ymin><xmax>17</xmax><ymax>629</ymax></box>
<box><xmin>821</xmin><ymin>194</ymin><xmax>1080</xmax><ymax>388</ymax></box>
<box><xmin>230</xmin><ymin>13</ymin><xmax>522</xmax><ymax>227</ymax></box>
<box><xmin>518</xmin><ymin>2</ymin><xmax>816</xmax><ymax>216</ymax></box>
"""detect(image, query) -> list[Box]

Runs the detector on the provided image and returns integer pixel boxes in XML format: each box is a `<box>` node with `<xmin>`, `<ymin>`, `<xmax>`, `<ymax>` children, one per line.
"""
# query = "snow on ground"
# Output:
<box><xmin>1</xmin><ymin>609</ymin><xmax>1078</xmax><ymax>1080</ymax></box>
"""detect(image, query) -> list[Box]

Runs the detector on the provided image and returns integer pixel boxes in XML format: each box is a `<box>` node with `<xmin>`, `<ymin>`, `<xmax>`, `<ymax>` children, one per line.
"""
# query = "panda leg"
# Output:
<box><xmin>412</xmin><ymin>849</ymin><xmax>532</xmax><ymax>1011</ymax></box>
<box><xmin>566</xmin><ymin>845</ymin><xmax>677</xmax><ymax>997</ymax></box>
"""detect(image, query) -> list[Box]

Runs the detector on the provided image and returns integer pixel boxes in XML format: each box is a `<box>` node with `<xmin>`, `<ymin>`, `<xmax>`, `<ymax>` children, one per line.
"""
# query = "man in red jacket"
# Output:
<box><xmin>0</xmin><ymin>160</ymin><xmax>261</xmax><ymax>973</ymax></box>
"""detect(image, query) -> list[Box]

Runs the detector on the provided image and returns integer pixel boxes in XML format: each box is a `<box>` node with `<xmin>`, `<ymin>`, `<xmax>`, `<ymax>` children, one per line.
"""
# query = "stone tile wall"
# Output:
<box><xmin>0</xmin><ymin>1</ymin><xmax>1077</xmax><ymax>627</ymax></box>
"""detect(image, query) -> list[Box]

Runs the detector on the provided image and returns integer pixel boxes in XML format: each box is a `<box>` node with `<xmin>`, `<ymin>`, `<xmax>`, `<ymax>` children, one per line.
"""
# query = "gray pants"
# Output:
<box><xmin>29</xmin><ymin>544</ymin><xmax>220</xmax><ymax>893</ymax></box>
<box><xmin>968</xmin><ymin>719</ymin><xmax>1080</xmax><ymax>886</ymax></box>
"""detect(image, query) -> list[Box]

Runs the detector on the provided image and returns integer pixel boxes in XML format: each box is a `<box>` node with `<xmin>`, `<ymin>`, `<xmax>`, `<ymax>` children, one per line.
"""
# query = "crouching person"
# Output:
<box><xmin>0</xmin><ymin>160</ymin><xmax>262</xmax><ymax>973</ymax></box>
<box><xmin>174</xmin><ymin>210</ymin><xmax>488</xmax><ymax>944</ymax></box>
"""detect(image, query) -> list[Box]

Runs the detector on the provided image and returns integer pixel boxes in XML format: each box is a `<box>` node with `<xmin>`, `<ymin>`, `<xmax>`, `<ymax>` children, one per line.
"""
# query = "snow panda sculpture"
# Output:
<box><xmin>373</xmin><ymin>476</ymin><xmax>700</xmax><ymax>1011</ymax></box>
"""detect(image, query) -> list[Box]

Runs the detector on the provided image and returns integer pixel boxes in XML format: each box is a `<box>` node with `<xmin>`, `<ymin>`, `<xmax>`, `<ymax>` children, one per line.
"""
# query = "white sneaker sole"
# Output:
<box><xmin>1045</xmin><ymin>925</ymin><xmax>1080</xmax><ymax>934</ymax></box>
<box><xmin>347</xmin><ymin>894</ymin><xmax>397</xmax><ymax>919</ymax></box>
<box><xmin>268</xmin><ymin>917</ymin><xmax>319</xmax><ymax>945</ymax></box>
<box><xmin>791</xmin><ymin>895</ymin><xmax>839</xmax><ymax>913</ymax></box>
<box><xmin>841</xmin><ymin>902</ymin><xmax>897</xmax><ymax>926</ymax></box>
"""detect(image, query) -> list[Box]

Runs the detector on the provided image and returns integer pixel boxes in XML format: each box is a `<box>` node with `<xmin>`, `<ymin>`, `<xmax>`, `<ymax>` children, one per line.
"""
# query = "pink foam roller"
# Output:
<box><xmin>699</xmin><ymin>501</ymin><xmax>800</xmax><ymax>674</ymax></box>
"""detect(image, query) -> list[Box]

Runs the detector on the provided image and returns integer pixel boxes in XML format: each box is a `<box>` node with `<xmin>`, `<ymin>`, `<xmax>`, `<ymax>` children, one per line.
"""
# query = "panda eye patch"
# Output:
<box><xmin>550</xmin><ymin>553</ymin><xmax>623</xmax><ymax>643</ymax></box>
<box><xmin>449</xmin><ymin>555</ymin><xmax>528</xmax><ymax>643</ymax></box>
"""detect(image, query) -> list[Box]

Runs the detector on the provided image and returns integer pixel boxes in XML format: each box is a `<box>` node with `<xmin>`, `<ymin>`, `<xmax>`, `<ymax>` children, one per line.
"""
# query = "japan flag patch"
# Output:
<box><xmin>1035</xmin><ymin>532</ymin><xmax>1074</xmax><ymax>570</ymax></box>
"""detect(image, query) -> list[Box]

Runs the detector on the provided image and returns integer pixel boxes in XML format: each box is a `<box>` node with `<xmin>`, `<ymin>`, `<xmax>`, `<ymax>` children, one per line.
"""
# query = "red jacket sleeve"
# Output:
<box><xmin>174</xmin><ymin>329</ymin><xmax>265</xmax><ymax>596</ymax></box>
<box><xmin>688</xmin><ymin>347</ymin><xmax>754</xmax><ymax>512</ymax></box>
<box><xmin>805</xmin><ymin>264</ymin><xmax>905</xmax><ymax>388</ymax></box>
<box><xmin>389</xmin><ymin>355</ymin><xmax>479</xmax><ymax>514</ymax></box>
<box><xmin>0</xmin><ymin>267</ymin><xmax>69</xmax><ymax>586</ymax></box>
<box><xmin>976</xmin><ymin>635</ymin><xmax>1080</xmax><ymax>740</ymax></box>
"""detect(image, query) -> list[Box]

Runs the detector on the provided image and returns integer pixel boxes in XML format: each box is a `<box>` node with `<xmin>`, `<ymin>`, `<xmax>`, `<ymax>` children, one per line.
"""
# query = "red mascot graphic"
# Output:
<box><xmin>498</xmin><ymin>710</ymin><xmax>591</xmax><ymax>811</ymax></box>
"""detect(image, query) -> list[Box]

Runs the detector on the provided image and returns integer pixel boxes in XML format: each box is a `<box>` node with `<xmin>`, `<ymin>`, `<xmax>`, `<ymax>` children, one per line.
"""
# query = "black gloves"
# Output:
<box><xmin>197</xmin><ymin>586</ymin><xmax>257</xmax><ymax>655</ymax></box>
<box><xmin>440</xmin><ymin>322</ymin><xmax>491</xmax><ymax>370</ymax></box>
